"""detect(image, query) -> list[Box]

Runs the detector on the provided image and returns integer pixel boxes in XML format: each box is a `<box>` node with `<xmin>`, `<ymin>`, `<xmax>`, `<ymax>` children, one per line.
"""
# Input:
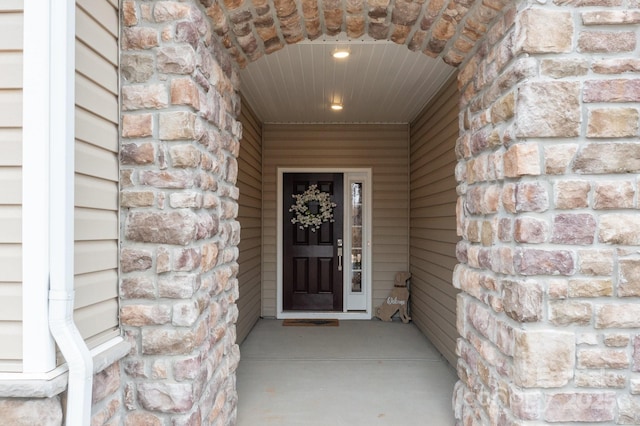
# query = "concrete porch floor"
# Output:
<box><xmin>236</xmin><ymin>319</ymin><xmax>458</xmax><ymax>425</ymax></box>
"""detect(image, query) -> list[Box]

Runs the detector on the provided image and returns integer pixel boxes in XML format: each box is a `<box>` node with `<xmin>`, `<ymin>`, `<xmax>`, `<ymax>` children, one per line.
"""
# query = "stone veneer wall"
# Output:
<box><xmin>118</xmin><ymin>0</ymin><xmax>242</xmax><ymax>424</ymax></box>
<box><xmin>453</xmin><ymin>1</ymin><xmax>640</xmax><ymax>424</ymax></box>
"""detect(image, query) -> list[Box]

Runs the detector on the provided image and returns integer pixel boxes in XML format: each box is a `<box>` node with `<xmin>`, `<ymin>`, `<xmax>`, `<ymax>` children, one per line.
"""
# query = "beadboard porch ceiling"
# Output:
<box><xmin>239</xmin><ymin>36</ymin><xmax>456</xmax><ymax>124</ymax></box>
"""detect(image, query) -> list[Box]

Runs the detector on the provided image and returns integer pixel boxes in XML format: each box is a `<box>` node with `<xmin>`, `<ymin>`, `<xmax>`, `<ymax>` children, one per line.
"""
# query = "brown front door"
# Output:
<box><xmin>283</xmin><ymin>173</ymin><xmax>344</xmax><ymax>311</ymax></box>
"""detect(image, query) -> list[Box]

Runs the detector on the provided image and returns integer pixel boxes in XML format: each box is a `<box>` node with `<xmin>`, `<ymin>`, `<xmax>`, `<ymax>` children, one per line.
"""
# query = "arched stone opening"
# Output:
<box><xmin>200</xmin><ymin>0</ymin><xmax>509</xmax><ymax>69</ymax></box>
<box><xmin>119</xmin><ymin>0</ymin><xmax>640</xmax><ymax>424</ymax></box>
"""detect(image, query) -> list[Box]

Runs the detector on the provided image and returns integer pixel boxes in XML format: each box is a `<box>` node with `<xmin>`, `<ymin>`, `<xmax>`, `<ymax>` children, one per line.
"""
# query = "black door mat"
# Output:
<box><xmin>282</xmin><ymin>319</ymin><xmax>339</xmax><ymax>327</ymax></box>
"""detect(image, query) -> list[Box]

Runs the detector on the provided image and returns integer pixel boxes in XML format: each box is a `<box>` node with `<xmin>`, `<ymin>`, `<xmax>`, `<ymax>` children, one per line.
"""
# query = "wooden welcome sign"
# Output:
<box><xmin>375</xmin><ymin>271</ymin><xmax>411</xmax><ymax>323</ymax></box>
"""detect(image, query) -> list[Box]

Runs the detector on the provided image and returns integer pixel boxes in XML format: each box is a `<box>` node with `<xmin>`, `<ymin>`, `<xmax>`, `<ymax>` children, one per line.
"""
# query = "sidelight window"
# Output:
<box><xmin>350</xmin><ymin>182</ymin><xmax>363</xmax><ymax>293</ymax></box>
<box><xmin>345</xmin><ymin>172</ymin><xmax>369</xmax><ymax>312</ymax></box>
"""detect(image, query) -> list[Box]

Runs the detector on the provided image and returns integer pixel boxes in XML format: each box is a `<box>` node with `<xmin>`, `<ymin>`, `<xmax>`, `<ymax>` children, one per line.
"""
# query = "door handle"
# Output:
<box><xmin>337</xmin><ymin>239</ymin><xmax>343</xmax><ymax>271</ymax></box>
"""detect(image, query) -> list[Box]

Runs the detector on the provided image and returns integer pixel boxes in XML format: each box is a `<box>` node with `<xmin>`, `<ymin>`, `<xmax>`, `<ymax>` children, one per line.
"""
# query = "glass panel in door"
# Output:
<box><xmin>351</xmin><ymin>182</ymin><xmax>363</xmax><ymax>293</ymax></box>
<box><xmin>346</xmin><ymin>177</ymin><xmax>367</xmax><ymax>311</ymax></box>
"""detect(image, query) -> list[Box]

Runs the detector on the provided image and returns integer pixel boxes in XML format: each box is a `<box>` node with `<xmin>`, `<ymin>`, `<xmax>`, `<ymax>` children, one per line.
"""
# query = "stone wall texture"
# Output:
<box><xmin>5</xmin><ymin>1</ymin><xmax>640</xmax><ymax>425</ymax></box>
<box><xmin>0</xmin><ymin>397</ymin><xmax>63</xmax><ymax>426</ymax></box>
<box><xmin>202</xmin><ymin>0</ymin><xmax>513</xmax><ymax>68</ymax></box>
<box><xmin>454</xmin><ymin>0</ymin><xmax>640</xmax><ymax>425</ymax></box>
<box><xmin>118</xmin><ymin>0</ymin><xmax>242</xmax><ymax>424</ymax></box>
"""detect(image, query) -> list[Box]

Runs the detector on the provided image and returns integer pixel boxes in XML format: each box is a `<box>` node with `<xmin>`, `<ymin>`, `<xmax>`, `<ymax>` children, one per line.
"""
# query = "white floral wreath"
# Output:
<box><xmin>289</xmin><ymin>184</ymin><xmax>337</xmax><ymax>232</ymax></box>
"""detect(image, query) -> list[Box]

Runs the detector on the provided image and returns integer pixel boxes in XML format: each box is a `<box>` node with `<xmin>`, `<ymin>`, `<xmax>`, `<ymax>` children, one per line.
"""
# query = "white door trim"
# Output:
<box><xmin>276</xmin><ymin>168</ymin><xmax>372</xmax><ymax>320</ymax></box>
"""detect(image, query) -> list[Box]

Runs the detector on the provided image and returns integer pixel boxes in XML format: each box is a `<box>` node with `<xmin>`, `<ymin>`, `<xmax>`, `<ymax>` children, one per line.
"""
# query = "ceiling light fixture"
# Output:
<box><xmin>331</xmin><ymin>103</ymin><xmax>343</xmax><ymax>111</ymax></box>
<box><xmin>332</xmin><ymin>49</ymin><xmax>350</xmax><ymax>59</ymax></box>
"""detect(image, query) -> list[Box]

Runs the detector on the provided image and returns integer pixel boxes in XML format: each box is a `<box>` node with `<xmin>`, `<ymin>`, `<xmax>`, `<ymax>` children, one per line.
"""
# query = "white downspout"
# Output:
<box><xmin>48</xmin><ymin>292</ymin><xmax>93</xmax><ymax>425</ymax></box>
<box><xmin>48</xmin><ymin>0</ymin><xmax>94</xmax><ymax>424</ymax></box>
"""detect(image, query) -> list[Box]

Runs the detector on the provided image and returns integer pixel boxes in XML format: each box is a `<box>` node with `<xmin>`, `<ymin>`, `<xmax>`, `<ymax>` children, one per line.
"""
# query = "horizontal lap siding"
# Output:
<box><xmin>73</xmin><ymin>0</ymin><xmax>119</xmax><ymax>349</ymax></box>
<box><xmin>237</xmin><ymin>101</ymin><xmax>262</xmax><ymax>343</ymax></box>
<box><xmin>409</xmin><ymin>75</ymin><xmax>460</xmax><ymax>367</ymax></box>
<box><xmin>0</xmin><ymin>3</ymin><xmax>22</xmax><ymax>371</ymax></box>
<box><xmin>262</xmin><ymin>124</ymin><xmax>409</xmax><ymax>317</ymax></box>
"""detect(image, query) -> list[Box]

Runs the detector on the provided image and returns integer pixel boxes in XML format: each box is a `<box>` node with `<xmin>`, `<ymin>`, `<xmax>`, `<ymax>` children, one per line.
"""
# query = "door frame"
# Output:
<box><xmin>276</xmin><ymin>167</ymin><xmax>372</xmax><ymax>320</ymax></box>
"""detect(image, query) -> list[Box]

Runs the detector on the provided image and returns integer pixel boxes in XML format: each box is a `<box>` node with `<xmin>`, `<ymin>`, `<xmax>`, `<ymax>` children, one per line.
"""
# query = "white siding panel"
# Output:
<box><xmin>0</xmin><ymin>12</ymin><xmax>22</xmax><ymax>50</ymax></box>
<box><xmin>0</xmin><ymin>244</ymin><xmax>21</xmax><ymax>282</ymax></box>
<box><xmin>76</xmin><ymin>108</ymin><xmax>118</xmax><ymax>153</ymax></box>
<box><xmin>75</xmin><ymin>174</ymin><xmax>118</xmax><ymax>210</ymax></box>
<box><xmin>77</xmin><ymin>0</ymin><xmax>118</xmax><ymax>36</ymax></box>
<box><xmin>0</xmin><ymin>4</ymin><xmax>22</xmax><ymax>370</ymax></box>
<box><xmin>237</xmin><ymin>101</ymin><xmax>262</xmax><ymax>343</ymax></box>
<box><xmin>76</xmin><ymin>74</ymin><xmax>118</xmax><ymax>123</ymax></box>
<box><xmin>75</xmin><ymin>207</ymin><xmax>118</xmax><ymax>241</ymax></box>
<box><xmin>72</xmin><ymin>270</ymin><xmax>119</xmax><ymax>353</ymax></box>
<box><xmin>74</xmin><ymin>299</ymin><xmax>119</xmax><ymax>347</ymax></box>
<box><xmin>409</xmin><ymin>74</ymin><xmax>460</xmax><ymax>367</ymax></box>
<box><xmin>75</xmin><ymin>269</ymin><xmax>118</xmax><ymax>309</ymax></box>
<box><xmin>76</xmin><ymin>42</ymin><xmax>117</xmax><ymax>94</ymax></box>
<box><xmin>0</xmin><ymin>322</ymin><xmax>22</xmax><ymax>361</ymax></box>
<box><xmin>0</xmin><ymin>128</ymin><xmax>22</xmax><ymax>166</ymax></box>
<box><xmin>73</xmin><ymin>0</ymin><xmax>119</xmax><ymax>350</ymax></box>
<box><xmin>0</xmin><ymin>90</ymin><xmax>22</xmax><ymax>127</ymax></box>
<box><xmin>0</xmin><ymin>167</ymin><xmax>21</xmax><ymax>204</ymax></box>
<box><xmin>75</xmin><ymin>7</ymin><xmax>117</xmax><ymax>64</ymax></box>
<box><xmin>76</xmin><ymin>139</ymin><xmax>118</xmax><ymax>181</ymax></box>
<box><xmin>262</xmin><ymin>124</ymin><xmax>409</xmax><ymax>317</ymax></box>
<box><xmin>0</xmin><ymin>206</ymin><xmax>21</xmax><ymax>243</ymax></box>
<box><xmin>0</xmin><ymin>1</ymin><xmax>23</xmax><ymax>12</ymax></box>
<box><xmin>0</xmin><ymin>52</ymin><xmax>22</xmax><ymax>87</ymax></box>
<box><xmin>0</xmin><ymin>282</ymin><xmax>21</xmax><ymax>320</ymax></box>
<box><xmin>74</xmin><ymin>241</ymin><xmax>118</xmax><ymax>276</ymax></box>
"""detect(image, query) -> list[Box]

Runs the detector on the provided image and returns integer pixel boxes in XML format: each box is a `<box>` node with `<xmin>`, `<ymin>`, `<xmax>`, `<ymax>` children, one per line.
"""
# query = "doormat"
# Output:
<box><xmin>282</xmin><ymin>319</ymin><xmax>339</xmax><ymax>327</ymax></box>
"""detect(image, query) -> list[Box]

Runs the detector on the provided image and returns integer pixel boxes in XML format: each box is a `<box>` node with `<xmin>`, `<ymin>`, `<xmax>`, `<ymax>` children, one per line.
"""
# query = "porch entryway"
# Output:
<box><xmin>236</xmin><ymin>319</ymin><xmax>457</xmax><ymax>425</ymax></box>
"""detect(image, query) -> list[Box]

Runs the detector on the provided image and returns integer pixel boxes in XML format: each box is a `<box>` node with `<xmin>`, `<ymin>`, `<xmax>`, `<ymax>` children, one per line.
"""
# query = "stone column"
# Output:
<box><xmin>119</xmin><ymin>1</ymin><xmax>242</xmax><ymax>424</ymax></box>
<box><xmin>454</xmin><ymin>1</ymin><xmax>640</xmax><ymax>424</ymax></box>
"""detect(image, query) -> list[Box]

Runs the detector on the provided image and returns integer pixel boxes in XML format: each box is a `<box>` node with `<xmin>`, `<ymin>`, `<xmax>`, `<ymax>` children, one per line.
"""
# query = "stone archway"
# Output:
<box><xmin>201</xmin><ymin>0</ymin><xmax>509</xmax><ymax>68</ymax></box>
<box><xmin>120</xmin><ymin>1</ymin><xmax>640</xmax><ymax>424</ymax></box>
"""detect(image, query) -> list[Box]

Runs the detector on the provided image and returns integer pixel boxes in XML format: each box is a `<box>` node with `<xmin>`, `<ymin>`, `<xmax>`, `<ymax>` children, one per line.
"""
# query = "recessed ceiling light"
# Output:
<box><xmin>331</xmin><ymin>103</ymin><xmax>343</xmax><ymax>111</ymax></box>
<box><xmin>332</xmin><ymin>49</ymin><xmax>350</xmax><ymax>59</ymax></box>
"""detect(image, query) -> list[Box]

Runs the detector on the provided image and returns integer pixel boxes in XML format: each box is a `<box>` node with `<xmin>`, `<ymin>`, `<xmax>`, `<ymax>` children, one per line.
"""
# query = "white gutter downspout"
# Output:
<box><xmin>48</xmin><ymin>0</ymin><xmax>94</xmax><ymax>424</ymax></box>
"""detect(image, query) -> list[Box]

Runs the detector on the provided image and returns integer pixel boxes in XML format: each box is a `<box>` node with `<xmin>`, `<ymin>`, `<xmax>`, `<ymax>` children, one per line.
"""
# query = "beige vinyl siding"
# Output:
<box><xmin>262</xmin><ymin>124</ymin><xmax>409</xmax><ymax>316</ymax></box>
<box><xmin>237</xmin><ymin>101</ymin><xmax>262</xmax><ymax>343</ymax></box>
<box><xmin>0</xmin><ymin>3</ymin><xmax>23</xmax><ymax>371</ymax></box>
<box><xmin>409</xmin><ymin>75</ymin><xmax>460</xmax><ymax>367</ymax></box>
<box><xmin>73</xmin><ymin>0</ymin><xmax>119</xmax><ymax>349</ymax></box>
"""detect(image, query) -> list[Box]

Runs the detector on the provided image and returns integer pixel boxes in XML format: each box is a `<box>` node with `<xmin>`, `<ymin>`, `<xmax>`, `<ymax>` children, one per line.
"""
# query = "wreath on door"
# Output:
<box><xmin>289</xmin><ymin>184</ymin><xmax>337</xmax><ymax>232</ymax></box>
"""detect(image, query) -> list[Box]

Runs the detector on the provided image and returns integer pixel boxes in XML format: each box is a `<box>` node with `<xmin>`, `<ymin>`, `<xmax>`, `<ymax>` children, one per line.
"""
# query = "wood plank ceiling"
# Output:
<box><xmin>240</xmin><ymin>36</ymin><xmax>456</xmax><ymax>123</ymax></box>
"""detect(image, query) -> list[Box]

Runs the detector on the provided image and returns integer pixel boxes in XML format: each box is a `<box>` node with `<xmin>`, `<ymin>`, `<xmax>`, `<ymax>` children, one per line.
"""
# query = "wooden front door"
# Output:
<box><xmin>283</xmin><ymin>173</ymin><xmax>344</xmax><ymax>311</ymax></box>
